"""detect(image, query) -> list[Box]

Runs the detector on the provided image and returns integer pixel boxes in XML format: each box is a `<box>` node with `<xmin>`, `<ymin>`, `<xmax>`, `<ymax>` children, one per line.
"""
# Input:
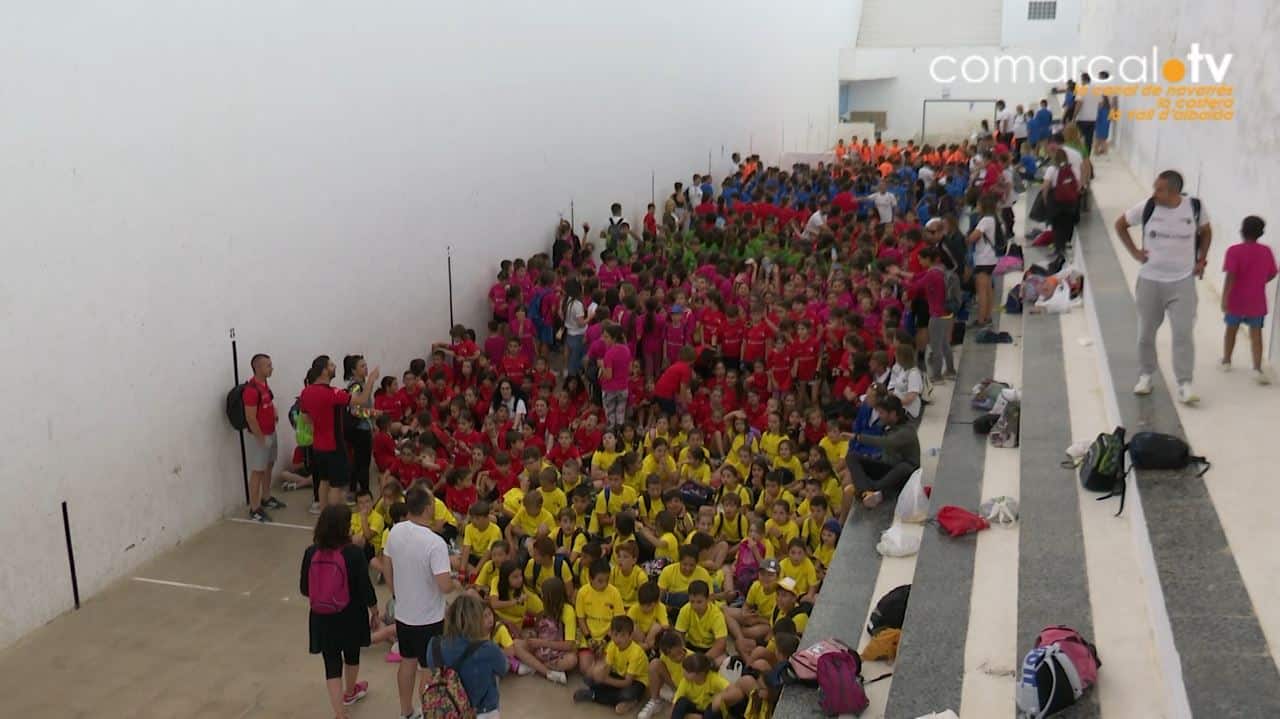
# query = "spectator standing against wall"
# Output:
<box><xmin>1115</xmin><ymin>170</ymin><xmax>1213</xmax><ymax>405</ymax></box>
<box><xmin>343</xmin><ymin>354</ymin><xmax>377</xmax><ymax>497</ymax></box>
<box><xmin>243</xmin><ymin>353</ymin><xmax>286</xmax><ymax>522</ymax></box>
<box><xmin>1074</xmin><ymin>73</ymin><xmax>1100</xmax><ymax>154</ymax></box>
<box><xmin>301</xmin><ymin>356</ymin><xmax>378</xmax><ymax>508</ymax></box>
<box><xmin>1220</xmin><ymin>215</ymin><xmax>1277</xmax><ymax>384</ymax></box>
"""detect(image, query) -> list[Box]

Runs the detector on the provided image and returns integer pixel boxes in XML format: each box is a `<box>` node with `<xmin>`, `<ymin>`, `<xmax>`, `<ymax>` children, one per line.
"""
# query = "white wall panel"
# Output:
<box><xmin>0</xmin><ymin>0</ymin><xmax>858</xmax><ymax>647</ymax></box>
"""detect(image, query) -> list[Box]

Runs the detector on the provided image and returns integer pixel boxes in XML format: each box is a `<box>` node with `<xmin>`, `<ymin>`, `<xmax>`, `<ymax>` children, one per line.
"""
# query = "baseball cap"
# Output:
<box><xmin>760</xmin><ymin>558</ymin><xmax>781</xmax><ymax>574</ymax></box>
<box><xmin>776</xmin><ymin>577</ymin><xmax>798</xmax><ymax>594</ymax></box>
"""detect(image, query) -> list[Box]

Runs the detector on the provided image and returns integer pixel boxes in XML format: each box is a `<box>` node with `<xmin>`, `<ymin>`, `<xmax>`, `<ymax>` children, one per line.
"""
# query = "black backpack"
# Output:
<box><xmin>225</xmin><ymin>382</ymin><xmax>251</xmax><ymax>430</ymax></box>
<box><xmin>867</xmin><ymin>584</ymin><xmax>910</xmax><ymax>635</ymax></box>
<box><xmin>1079</xmin><ymin>427</ymin><xmax>1128</xmax><ymax>515</ymax></box>
<box><xmin>1128</xmin><ymin>432</ymin><xmax>1209</xmax><ymax>475</ymax></box>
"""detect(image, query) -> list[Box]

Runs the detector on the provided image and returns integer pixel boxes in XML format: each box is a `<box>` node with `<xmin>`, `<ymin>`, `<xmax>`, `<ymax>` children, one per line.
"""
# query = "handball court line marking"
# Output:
<box><xmin>132</xmin><ymin>577</ymin><xmax>222</xmax><ymax>592</ymax></box>
<box><xmin>226</xmin><ymin>517</ymin><xmax>312</xmax><ymax>531</ymax></box>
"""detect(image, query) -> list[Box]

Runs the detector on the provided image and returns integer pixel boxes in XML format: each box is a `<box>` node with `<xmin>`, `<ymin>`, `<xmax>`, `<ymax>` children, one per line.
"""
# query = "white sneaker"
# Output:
<box><xmin>1254</xmin><ymin>369</ymin><xmax>1272</xmax><ymax>386</ymax></box>
<box><xmin>1177</xmin><ymin>382</ymin><xmax>1200</xmax><ymax>405</ymax></box>
<box><xmin>638</xmin><ymin>699</ymin><xmax>665</xmax><ymax>719</ymax></box>
<box><xmin>308</xmin><ymin>501</ymin><xmax>322</xmax><ymax>515</ymax></box>
<box><xmin>546</xmin><ymin>670</ymin><xmax>567</xmax><ymax>685</ymax></box>
<box><xmin>1133</xmin><ymin>374</ymin><xmax>1153</xmax><ymax>395</ymax></box>
<box><xmin>515</xmin><ymin>661</ymin><xmax>534</xmax><ymax>677</ymax></box>
<box><xmin>1219</xmin><ymin>360</ymin><xmax>1232</xmax><ymax>372</ymax></box>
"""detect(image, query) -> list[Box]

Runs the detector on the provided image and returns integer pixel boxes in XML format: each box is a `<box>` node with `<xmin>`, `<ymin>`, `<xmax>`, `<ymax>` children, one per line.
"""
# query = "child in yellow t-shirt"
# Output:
<box><xmin>506</xmin><ymin>490</ymin><xmax>555</xmax><ymax>553</ymax></box>
<box><xmin>592</xmin><ymin>466</ymin><xmax>639</xmax><ymax>539</ymax></box>
<box><xmin>553</xmin><ymin>508</ymin><xmax>588</xmax><ymax>562</ymax></box>
<box><xmin>461</xmin><ymin>501</ymin><xmax>501</xmax><ymax>575</ymax></box>
<box><xmin>574</xmin><ymin>616</ymin><xmax>647</xmax><ymax>712</ymax></box>
<box><xmin>764</xmin><ymin>500</ymin><xmax>800</xmax><ymax>558</ymax></box>
<box><xmin>575</xmin><ymin>559</ymin><xmax>626</xmax><ymax>677</ymax></box>
<box><xmin>368</xmin><ymin>500</ymin><xmax>406</xmax><ymax>580</ymax></box>
<box><xmin>610</xmin><ymin>541</ymin><xmax>647</xmax><ymax>609</ymax></box>
<box><xmin>640</xmin><ymin>629</ymin><xmax>688</xmax><ymax>713</ymax></box>
<box><xmin>815</xmin><ymin>519</ymin><xmax>841</xmax><ymax>577</ymax></box>
<box><xmin>670</xmin><ymin>652</ymin><xmax>732</xmax><ymax>711</ymax></box>
<box><xmin>674</xmin><ymin>581</ymin><xmax>728</xmax><ymax>661</ymax></box>
<box><xmin>488</xmin><ymin>558</ymin><xmax>543</xmax><ymax>634</ymax></box>
<box><xmin>471</xmin><ymin>541</ymin><xmax>509</xmax><ymax>596</ymax></box>
<box><xmin>678</xmin><ymin>447</ymin><xmax>712</xmax><ymax>486</ymax></box>
<box><xmin>780</xmin><ymin>539</ymin><xmax>819</xmax><ymax>604</ymax></box>
<box><xmin>628</xmin><ymin>581</ymin><xmax>670</xmax><ymax>651</ymax></box>
<box><xmin>772</xmin><ymin>440</ymin><xmax>806</xmax><ymax>491</ymax></box>
<box><xmin>350</xmin><ymin>490</ymin><xmax>386</xmax><ymax>559</ymax></box>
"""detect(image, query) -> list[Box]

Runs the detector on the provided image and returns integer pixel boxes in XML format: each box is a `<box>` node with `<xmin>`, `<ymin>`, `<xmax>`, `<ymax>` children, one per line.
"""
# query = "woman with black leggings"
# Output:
<box><xmin>343</xmin><ymin>355</ymin><xmax>376</xmax><ymax>496</ymax></box>
<box><xmin>301</xmin><ymin>504</ymin><xmax>377</xmax><ymax>718</ymax></box>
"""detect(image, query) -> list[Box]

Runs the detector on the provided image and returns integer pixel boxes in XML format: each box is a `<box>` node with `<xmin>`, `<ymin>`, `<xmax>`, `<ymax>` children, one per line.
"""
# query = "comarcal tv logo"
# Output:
<box><xmin>931</xmin><ymin>44</ymin><xmax>1235</xmax><ymax>121</ymax></box>
<box><xmin>929</xmin><ymin>44</ymin><xmax>1233</xmax><ymax>85</ymax></box>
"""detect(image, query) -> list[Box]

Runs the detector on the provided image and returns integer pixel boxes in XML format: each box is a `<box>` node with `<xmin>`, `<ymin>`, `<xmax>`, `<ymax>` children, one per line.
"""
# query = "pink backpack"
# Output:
<box><xmin>733</xmin><ymin>540</ymin><xmax>764</xmax><ymax>592</ymax></box>
<box><xmin>308</xmin><ymin>548</ymin><xmax>350</xmax><ymax>615</ymax></box>
<box><xmin>817</xmin><ymin>649</ymin><xmax>870</xmax><ymax>715</ymax></box>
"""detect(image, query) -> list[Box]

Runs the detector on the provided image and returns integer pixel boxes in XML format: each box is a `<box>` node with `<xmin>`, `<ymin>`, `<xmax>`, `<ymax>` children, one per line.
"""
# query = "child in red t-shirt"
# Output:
<box><xmin>443</xmin><ymin>467</ymin><xmax>478</xmax><ymax>518</ymax></box>
<box><xmin>789</xmin><ymin>320</ymin><xmax>821</xmax><ymax>407</ymax></box>
<box><xmin>546</xmin><ymin>429</ymin><xmax>581</xmax><ymax>469</ymax></box>
<box><xmin>767</xmin><ymin>334</ymin><xmax>793</xmax><ymax>398</ymax></box>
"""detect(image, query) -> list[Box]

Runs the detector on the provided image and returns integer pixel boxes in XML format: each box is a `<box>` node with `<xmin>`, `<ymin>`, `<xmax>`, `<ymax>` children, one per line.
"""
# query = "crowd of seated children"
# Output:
<box><xmin>301</xmin><ymin>135</ymin><xmax>1037</xmax><ymax>718</ymax></box>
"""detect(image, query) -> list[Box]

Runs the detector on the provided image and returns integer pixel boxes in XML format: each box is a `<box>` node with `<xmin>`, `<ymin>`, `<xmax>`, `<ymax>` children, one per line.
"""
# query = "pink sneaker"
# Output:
<box><xmin>385</xmin><ymin>650</ymin><xmax>402</xmax><ymax>663</ymax></box>
<box><xmin>341</xmin><ymin>680</ymin><xmax>368</xmax><ymax>706</ymax></box>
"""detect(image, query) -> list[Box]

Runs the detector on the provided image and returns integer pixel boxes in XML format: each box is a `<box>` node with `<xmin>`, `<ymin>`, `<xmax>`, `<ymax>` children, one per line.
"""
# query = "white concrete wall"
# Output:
<box><xmin>858</xmin><ymin>0</ymin><xmax>1002</xmax><ymax>47</ymax></box>
<box><xmin>841</xmin><ymin>47</ymin><xmax>1059</xmax><ymax>141</ymax></box>
<box><xmin>1002</xmin><ymin>0</ymin><xmax>1082</xmax><ymax>49</ymax></box>
<box><xmin>1076</xmin><ymin>0</ymin><xmax>1280</xmax><ymax>359</ymax></box>
<box><xmin>0</xmin><ymin>0</ymin><xmax>858</xmax><ymax>648</ymax></box>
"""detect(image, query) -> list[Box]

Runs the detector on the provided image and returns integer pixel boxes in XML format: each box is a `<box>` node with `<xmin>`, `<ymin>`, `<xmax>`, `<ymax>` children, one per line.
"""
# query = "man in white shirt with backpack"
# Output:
<box><xmin>384</xmin><ymin>487</ymin><xmax>459</xmax><ymax>719</ymax></box>
<box><xmin>1114</xmin><ymin>169</ymin><xmax>1213</xmax><ymax>405</ymax></box>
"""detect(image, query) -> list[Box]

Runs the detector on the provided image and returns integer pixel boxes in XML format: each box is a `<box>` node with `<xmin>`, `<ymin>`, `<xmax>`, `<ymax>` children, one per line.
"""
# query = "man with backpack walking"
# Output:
<box><xmin>1115</xmin><ymin>169</ymin><xmax>1213</xmax><ymax>405</ymax></box>
<box><xmin>242</xmin><ymin>353</ymin><xmax>285</xmax><ymax>522</ymax></box>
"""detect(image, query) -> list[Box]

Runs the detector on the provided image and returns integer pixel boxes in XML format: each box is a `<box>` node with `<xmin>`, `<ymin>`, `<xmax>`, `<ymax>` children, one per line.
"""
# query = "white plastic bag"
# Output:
<box><xmin>1036</xmin><ymin>281</ymin><xmax>1071</xmax><ymax>314</ymax></box>
<box><xmin>980</xmin><ymin>496</ymin><xmax>1020</xmax><ymax>526</ymax></box>
<box><xmin>894</xmin><ymin>469</ymin><xmax>929</xmax><ymax>523</ymax></box>
<box><xmin>991</xmin><ymin>387</ymin><xmax>1021</xmax><ymax>416</ymax></box>
<box><xmin>877</xmin><ymin>524</ymin><xmax>921</xmax><ymax>557</ymax></box>
<box><xmin>913</xmin><ymin>712</ymin><xmax>960</xmax><ymax>719</ymax></box>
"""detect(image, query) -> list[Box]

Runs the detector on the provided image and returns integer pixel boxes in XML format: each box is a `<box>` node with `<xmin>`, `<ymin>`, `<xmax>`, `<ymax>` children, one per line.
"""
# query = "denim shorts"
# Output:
<box><xmin>1225</xmin><ymin>313</ymin><xmax>1264</xmax><ymax>329</ymax></box>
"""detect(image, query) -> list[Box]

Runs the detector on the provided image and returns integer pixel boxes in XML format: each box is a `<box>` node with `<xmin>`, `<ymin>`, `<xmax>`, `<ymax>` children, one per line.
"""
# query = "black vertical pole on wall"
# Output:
<box><xmin>651</xmin><ymin>172</ymin><xmax>655</xmax><ymax>206</ymax></box>
<box><xmin>447</xmin><ymin>246</ymin><xmax>455</xmax><ymax>328</ymax></box>
<box><xmin>62</xmin><ymin>501</ymin><xmax>81</xmax><ymax>610</ymax></box>
<box><xmin>231</xmin><ymin>329</ymin><xmax>249</xmax><ymax>505</ymax></box>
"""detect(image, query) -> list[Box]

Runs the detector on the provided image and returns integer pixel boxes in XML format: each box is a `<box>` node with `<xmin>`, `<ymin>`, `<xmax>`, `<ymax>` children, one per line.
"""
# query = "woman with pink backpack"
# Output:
<box><xmin>300</xmin><ymin>504</ymin><xmax>379</xmax><ymax>719</ymax></box>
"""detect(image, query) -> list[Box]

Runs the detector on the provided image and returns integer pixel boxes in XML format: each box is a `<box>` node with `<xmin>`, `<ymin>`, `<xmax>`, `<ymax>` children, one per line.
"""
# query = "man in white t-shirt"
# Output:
<box><xmin>1074</xmin><ymin>73</ymin><xmax>1101</xmax><ymax>154</ymax></box>
<box><xmin>801</xmin><ymin>201</ymin><xmax>827</xmax><ymax>240</ymax></box>
<box><xmin>862</xmin><ymin>181</ymin><xmax>897</xmax><ymax>225</ymax></box>
<box><xmin>1114</xmin><ymin>170</ymin><xmax>1213</xmax><ymax>405</ymax></box>
<box><xmin>918</xmin><ymin>164</ymin><xmax>936</xmax><ymax>190</ymax></box>
<box><xmin>995</xmin><ymin>100</ymin><xmax>1014</xmax><ymax>145</ymax></box>
<box><xmin>385</xmin><ymin>487</ymin><xmax>457</xmax><ymax>719</ymax></box>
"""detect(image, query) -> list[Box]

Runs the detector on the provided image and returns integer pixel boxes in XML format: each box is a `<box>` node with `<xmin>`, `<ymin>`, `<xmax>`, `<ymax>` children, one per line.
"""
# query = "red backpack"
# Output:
<box><xmin>1052</xmin><ymin>165</ymin><xmax>1080</xmax><ymax>205</ymax></box>
<box><xmin>817</xmin><ymin>649</ymin><xmax>870</xmax><ymax>715</ymax></box>
<box><xmin>308</xmin><ymin>548</ymin><xmax>350</xmax><ymax>615</ymax></box>
<box><xmin>935</xmin><ymin>505</ymin><xmax>990</xmax><ymax>537</ymax></box>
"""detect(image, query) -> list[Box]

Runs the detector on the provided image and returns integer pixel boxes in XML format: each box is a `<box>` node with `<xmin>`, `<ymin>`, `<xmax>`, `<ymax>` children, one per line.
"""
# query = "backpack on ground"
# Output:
<box><xmin>734</xmin><ymin>540</ymin><xmax>764</xmax><ymax>593</ymax></box>
<box><xmin>989</xmin><ymin>400</ymin><xmax>1021</xmax><ymax>448</ymax></box>
<box><xmin>1079</xmin><ymin>427</ymin><xmax>1128</xmax><ymax>515</ymax></box>
<box><xmin>679</xmin><ymin>481</ymin><xmax>715</xmax><ymax>510</ymax></box>
<box><xmin>1051</xmin><ymin>165</ymin><xmax>1080</xmax><ymax>206</ymax></box>
<box><xmin>421</xmin><ymin>639</ymin><xmax>484</xmax><ymax>719</ymax></box>
<box><xmin>867</xmin><ymin>584</ymin><xmax>911</xmax><ymax>636</ymax></box>
<box><xmin>974</xmin><ymin>412</ymin><xmax>1000</xmax><ymax>434</ymax></box>
<box><xmin>788</xmin><ymin>637</ymin><xmax>851</xmax><ymax>683</ymax></box>
<box><xmin>817</xmin><ymin>649</ymin><xmax>870</xmax><ymax>715</ymax></box>
<box><xmin>225</xmin><ymin>382</ymin><xmax>251</xmax><ymax>430</ymax></box>
<box><xmin>1016</xmin><ymin>626</ymin><xmax>1101</xmax><ymax>718</ymax></box>
<box><xmin>1127</xmin><ymin>431</ymin><xmax>1210</xmax><ymax>475</ymax></box>
<box><xmin>935</xmin><ymin>506</ymin><xmax>990</xmax><ymax>537</ymax></box>
<box><xmin>971</xmin><ymin>379</ymin><xmax>1010</xmax><ymax>411</ymax></box>
<box><xmin>307</xmin><ymin>548</ymin><xmax>350</xmax><ymax>615</ymax></box>
<box><xmin>1005</xmin><ymin>284</ymin><xmax>1024</xmax><ymax>315</ymax></box>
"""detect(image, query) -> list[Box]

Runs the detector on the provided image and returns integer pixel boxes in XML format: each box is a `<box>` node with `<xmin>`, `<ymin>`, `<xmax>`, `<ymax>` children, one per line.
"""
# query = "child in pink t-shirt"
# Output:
<box><xmin>1221</xmin><ymin>215</ymin><xmax>1278</xmax><ymax>383</ymax></box>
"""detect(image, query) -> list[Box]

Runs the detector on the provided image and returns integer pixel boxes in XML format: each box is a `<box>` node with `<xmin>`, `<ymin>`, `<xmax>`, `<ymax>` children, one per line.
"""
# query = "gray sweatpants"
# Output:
<box><xmin>927</xmin><ymin>315</ymin><xmax>957</xmax><ymax>379</ymax></box>
<box><xmin>1135</xmin><ymin>275</ymin><xmax>1197</xmax><ymax>383</ymax></box>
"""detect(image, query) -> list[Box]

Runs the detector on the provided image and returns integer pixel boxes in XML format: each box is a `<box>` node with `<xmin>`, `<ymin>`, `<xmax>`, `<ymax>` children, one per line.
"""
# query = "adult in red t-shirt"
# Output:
<box><xmin>600</xmin><ymin>325</ymin><xmax>633</xmax><ymax>429</ymax></box>
<box><xmin>299</xmin><ymin>355</ymin><xmax>378</xmax><ymax>507</ymax></box>
<box><xmin>653</xmin><ymin>346</ymin><xmax>696</xmax><ymax>416</ymax></box>
<box><xmin>242</xmin><ymin>353</ymin><xmax>285</xmax><ymax>521</ymax></box>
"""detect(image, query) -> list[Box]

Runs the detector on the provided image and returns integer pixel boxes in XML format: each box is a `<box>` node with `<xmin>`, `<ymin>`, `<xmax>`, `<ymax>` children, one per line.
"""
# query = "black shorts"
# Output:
<box><xmin>974</xmin><ymin>264</ymin><xmax>996</xmax><ymax>277</ymax></box>
<box><xmin>396</xmin><ymin>620</ymin><xmax>444</xmax><ymax>668</ymax></box>
<box><xmin>655</xmin><ymin>396</ymin><xmax>677</xmax><ymax>416</ymax></box>
<box><xmin>311</xmin><ymin>449</ymin><xmax>350</xmax><ymax>487</ymax></box>
<box><xmin>910</xmin><ymin>297</ymin><xmax>930</xmax><ymax>329</ymax></box>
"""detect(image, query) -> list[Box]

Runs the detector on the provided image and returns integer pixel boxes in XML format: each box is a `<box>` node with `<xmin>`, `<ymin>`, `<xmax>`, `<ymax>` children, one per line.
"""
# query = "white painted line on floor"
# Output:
<box><xmin>226</xmin><ymin>517</ymin><xmax>313</xmax><ymax>531</ymax></box>
<box><xmin>132</xmin><ymin>577</ymin><xmax>222</xmax><ymax>592</ymax></box>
